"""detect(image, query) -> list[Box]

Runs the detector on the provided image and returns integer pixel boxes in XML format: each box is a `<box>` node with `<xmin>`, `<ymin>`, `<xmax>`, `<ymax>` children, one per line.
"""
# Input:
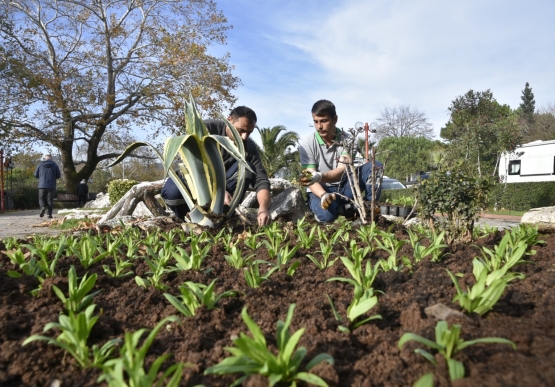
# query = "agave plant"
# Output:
<box><xmin>108</xmin><ymin>97</ymin><xmax>253</xmax><ymax>227</ymax></box>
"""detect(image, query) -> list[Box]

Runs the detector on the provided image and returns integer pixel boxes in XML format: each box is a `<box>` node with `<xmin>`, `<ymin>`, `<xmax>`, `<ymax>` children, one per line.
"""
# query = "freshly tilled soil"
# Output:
<box><xmin>0</xmin><ymin>220</ymin><xmax>554</xmax><ymax>387</ymax></box>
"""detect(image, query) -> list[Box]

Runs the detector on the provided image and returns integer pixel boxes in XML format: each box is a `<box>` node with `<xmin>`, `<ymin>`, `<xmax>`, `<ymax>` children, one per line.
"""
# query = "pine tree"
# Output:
<box><xmin>520</xmin><ymin>82</ymin><xmax>536</xmax><ymax>120</ymax></box>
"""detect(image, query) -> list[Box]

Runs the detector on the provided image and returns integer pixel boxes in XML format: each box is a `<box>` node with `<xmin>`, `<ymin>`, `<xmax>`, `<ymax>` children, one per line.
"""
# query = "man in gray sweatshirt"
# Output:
<box><xmin>34</xmin><ymin>154</ymin><xmax>61</xmax><ymax>218</ymax></box>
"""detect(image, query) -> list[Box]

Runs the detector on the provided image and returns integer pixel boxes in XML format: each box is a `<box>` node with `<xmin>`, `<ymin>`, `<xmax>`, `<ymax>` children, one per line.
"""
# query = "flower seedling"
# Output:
<box><xmin>262</xmin><ymin>223</ymin><xmax>286</xmax><ymax>259</ymax></box>
<box><xmin>328</xmin><ymin>254</ymin><xmax>381</xmax><ymax>299</ymax></box>
<box><xmin>447</xmin><ymin>258</ymin><xmax>514</xmax><ymax>316</ymax></box>
<box><xmin>375</xmin><ymin>231</ymin><xmax>406</xmax><ymax>271</ymax></box>
<box><xmin>243</xmin><ymin>260</ymin><xmax>278</xmax><ymax>288</ymax></box>
<box><xmin>356</xmin><ymin>223</ymin><xmax>378</xmax><ymax>250</ymax></box>
<box><xmin>135</xmin><ymin>251</ymin><xmax>174</xmax><ymax>290</ymax></box>
<box><xmin>275</xmin><ymin>243</ymin><xmax>301</xmax><ymax>271</ymax></box>
<box><xmin>70</xmin><ymin>236</ymin><xmax>109</xmax><ymax>269</ymax></box>
<box><xmin>225</xmin><ymin>246</ymin><xmax>255</xmax><ymax>269</ymax></box>
<box><xmin>205</xmin><ymin>304</ymin><xmax>334</xmax><ymax>386</ymax></box>
<box><xmin>327</xmin><ymin>288</ymin><xmax>382</xmax><ymax>332</ymax></box>
<box><xmin>306</xmin><ymin>240</ymin><xmax>337</xmax><ymax>270</ymax></box>
<box><xmin>52</xmin><ymin>266</ymin><xmax>101</xmax><ymax>314</ymax></box>
<box><xmin>479</xmin><ymin>232</ymin><xmax>531</xmax><ymax>274</ymax></box>
<box><xmin>99</xmin><ymin>316</ymin><xmax>185</xmax><ymax>387</ymax></box>
<box><xmin>164</xmin><ymin>279</ymin><xmax>237</xmax><ymax>317</ymax></box>
<box><xmin>410</xmin><ymin>230</ymin><xmax>447</xmax><ymax>263</ymax></box>
<box><xmin>171</xmin><ymin>239</ymin><xmax>210</xmax><ymax>270</ymax></box>
<box><xmin>103</xmin><ymin>256</ymin><xmax>134</xmax><ymax>278</ymax></box>
<box><xmin>23</xmin><ymin>236</ymin><xmax>67</xmax><ymax>278</ymax></box>
<box><xmin>23</xmin><ymin>305</ymin><xmax>121</xmax><ymax>369</ymax></box>
<box><xmin>5</xmin><ymin>247</ymin><xmax>39</xmax><ymax>278</ymax></box>
<box><xmin>296</xmin><ymin>224</ymin><xmax>318</xmax><ymax>250</ymax></box>
<box><xmin>242</xmin><ymin>231</ymin><xmax>263</xmax><ymax>250</ymax></box>
<box><xmin>399</xmin><ymin>320</ymin><xmax>516</xmax><ymax>381</ymax></box>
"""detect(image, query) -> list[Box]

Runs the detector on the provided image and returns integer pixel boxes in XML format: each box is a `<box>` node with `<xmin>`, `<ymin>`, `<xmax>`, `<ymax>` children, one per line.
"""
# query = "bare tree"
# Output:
<box><xmin>519</xmin><ymin>102</ymin><xmax>555</xmax><ymax>143</ymax></box>
<box><xmin>375</xmin><ymin>105</ymin><xmax>434</xmax><ymax>141</ymax></box>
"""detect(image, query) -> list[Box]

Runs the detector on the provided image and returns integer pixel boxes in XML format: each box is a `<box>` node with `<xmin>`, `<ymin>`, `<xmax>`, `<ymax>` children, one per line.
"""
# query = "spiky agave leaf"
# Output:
<box><xmin>107</xmin><ymin>140</ymin><xmax>196</xmax><ymax>212</ymax></box>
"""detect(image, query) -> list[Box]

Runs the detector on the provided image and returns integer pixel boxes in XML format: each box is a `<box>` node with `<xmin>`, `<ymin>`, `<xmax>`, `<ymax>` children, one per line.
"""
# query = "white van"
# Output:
<box><xmin>499</xmin><ymin>140</ymin><xmax>555</xmax><ymax>183</ymax></box>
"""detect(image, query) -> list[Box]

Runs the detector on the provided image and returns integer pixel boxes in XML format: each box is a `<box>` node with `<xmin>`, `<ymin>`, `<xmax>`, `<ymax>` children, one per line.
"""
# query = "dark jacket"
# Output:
<box><xmin>204</xmin><ymin>119</ymin><xmax>270</xmax><ymax>193</ymax></box>
<box><xmin>34</xmin><ymin>160</ymin><xmax>61</xmax><ymax>189</ymax></box>
<box><xmin>76</xmin><ymin>182</ymin><xmax>89</xmax><ymax>197</ymax></box>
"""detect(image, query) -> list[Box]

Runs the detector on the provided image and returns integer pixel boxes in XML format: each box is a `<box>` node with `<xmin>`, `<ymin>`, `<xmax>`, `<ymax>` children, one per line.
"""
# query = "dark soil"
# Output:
<box><xmin>1</xmin><ymin>220</ymin><xmax>554</xmax><ymax>387</ymax></box>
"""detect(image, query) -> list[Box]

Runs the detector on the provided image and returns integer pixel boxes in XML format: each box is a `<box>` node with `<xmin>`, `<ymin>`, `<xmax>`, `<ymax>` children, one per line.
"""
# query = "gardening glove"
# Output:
<box><xmin>299</xmin><ymin>170</ymin><xmax>322</xmax><ymax>186</ymax></box>
<box><xmin>320</xmin><ymin>193</ymin><xmax>336</xmax><ymax>210</ymax></box>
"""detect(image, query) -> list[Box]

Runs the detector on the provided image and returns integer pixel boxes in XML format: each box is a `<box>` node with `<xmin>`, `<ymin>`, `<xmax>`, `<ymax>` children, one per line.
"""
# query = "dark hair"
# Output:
<box><xmin>311</xmin><ymin>100</ymin><xmax>336</xmax><ymax>118</ymax></box>
<box><xmin>229</xmin><ymin>106</ymin><xmax>257</xmax><ymax>123</ymax></box>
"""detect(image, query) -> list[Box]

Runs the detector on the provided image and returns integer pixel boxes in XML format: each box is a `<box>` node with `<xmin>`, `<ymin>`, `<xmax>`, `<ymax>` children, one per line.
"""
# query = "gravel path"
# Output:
<box><xmin>0</xmin><ymin>210</ymin><xmax>63</xmax><ymax>240</ymax></box>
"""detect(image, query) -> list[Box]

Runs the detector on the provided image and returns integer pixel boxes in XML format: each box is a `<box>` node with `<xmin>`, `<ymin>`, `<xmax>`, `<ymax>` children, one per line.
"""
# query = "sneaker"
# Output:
<box><xmin>48</xmin><ymin>215</ymin><xmax>53</xmax><ymax>219</ymax></box>
<box><xmin>39</xmin><ymin>207</ymin><xmax>46</xmax><ymax>218</ymax></box>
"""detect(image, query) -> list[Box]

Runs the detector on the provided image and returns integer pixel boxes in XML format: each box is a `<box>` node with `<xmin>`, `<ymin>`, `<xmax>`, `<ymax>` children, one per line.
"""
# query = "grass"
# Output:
<box><xmin>483</xmin><ymin>209</ymin><xmax>525</xmax><ymax>217</ymax></box>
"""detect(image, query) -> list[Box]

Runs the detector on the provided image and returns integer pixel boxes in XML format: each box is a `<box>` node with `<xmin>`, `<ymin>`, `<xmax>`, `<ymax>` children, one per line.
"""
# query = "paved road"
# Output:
<box><xmin>0</xmin><ymin>209</ymin><xmax>522</xmax><ymax>241</ymax></box>
<box><xmin>0</xmin><ymin>210</ymin><xmax>63</xmax><ymax>240</ymax></box>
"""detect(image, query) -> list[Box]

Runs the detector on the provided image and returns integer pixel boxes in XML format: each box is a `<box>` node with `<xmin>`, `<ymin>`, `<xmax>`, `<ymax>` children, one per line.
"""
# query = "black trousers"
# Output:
<box><xmin>38</xmin><ymin>188</ymin><xmax>55</xmax><ymax>216</ymax></box>
<box><xmin>78</xmin><ymin>195</ymin><xmax>87</xmax><ymax>207</ymax></box>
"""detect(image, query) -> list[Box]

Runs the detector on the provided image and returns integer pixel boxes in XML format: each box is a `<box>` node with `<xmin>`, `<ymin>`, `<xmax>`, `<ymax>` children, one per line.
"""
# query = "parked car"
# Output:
<box><xmin>405</xmin><ymin>172</ymin><xmax>431</xmax><ymax>188</ymax></box>
<box><xmin>381</xmin><ymin>176</ymin><xmax>406</xmax><ymax>190</ymax></box>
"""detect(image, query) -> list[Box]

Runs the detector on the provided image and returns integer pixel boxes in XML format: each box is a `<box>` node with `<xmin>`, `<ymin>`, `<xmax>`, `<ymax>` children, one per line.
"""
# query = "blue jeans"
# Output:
<box><xmin>162</xmin><ymin>162</ymin><xmax>254</xmax><ymax>219</ymax></box>
<box><xmin>308</xmin><ymin>161</ymin><xmax>382</xmax><ymax>223</ymax></box>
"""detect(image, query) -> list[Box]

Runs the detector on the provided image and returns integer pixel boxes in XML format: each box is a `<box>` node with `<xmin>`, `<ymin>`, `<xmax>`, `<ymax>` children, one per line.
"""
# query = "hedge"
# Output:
<box><xmin>12</xmin><ymin>187</ymin><xmax>39</xmax><ymax>209</ymax></box>
<box><xmin>492</xmin><ymin>182</ymin><xmax>555</xmax><ymax>211</ymax></box>
<box><xmin>107</xmin><ymin>179</ymin><xmax>139</xmax><ymax>205</ymax></box>
<box><xmin>379</xmin><ymin>182</ymin><xmax>555</xmax><ymax>212</ymax></box>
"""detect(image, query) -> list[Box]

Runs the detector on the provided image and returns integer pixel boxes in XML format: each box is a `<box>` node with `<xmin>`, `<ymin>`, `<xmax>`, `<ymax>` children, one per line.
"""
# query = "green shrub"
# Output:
<box><xmin>107</xmin><ymin>179</ymin><xmax>139</xmax><ymax>205</ymax></box>
<box><xmin>492</xmin><ymin>182</ymin><xmax>555</xmax><ymax>211</ymax></box>
<box><xmin>12</xmin><ymin>187</ymin><xmax>39</xmax><ymax>209</ymax></box>
<box><xmin>416</xmin><ymin>167</ymin><xmax>493</xmax><ymax>242</ymax></box>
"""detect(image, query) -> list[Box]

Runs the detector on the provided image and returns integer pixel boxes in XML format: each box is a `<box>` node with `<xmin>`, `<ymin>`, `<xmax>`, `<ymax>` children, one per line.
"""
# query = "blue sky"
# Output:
<box><xmin>211</xmin><ymin>0</ymin><xmax>555</xmax><ymax>144</ymax></box>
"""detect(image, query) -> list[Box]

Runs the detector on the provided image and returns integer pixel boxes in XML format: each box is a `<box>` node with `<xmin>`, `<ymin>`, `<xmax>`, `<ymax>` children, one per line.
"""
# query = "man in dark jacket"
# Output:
<box><xmin>34</xmin><ymin>154</ymin><xmax>61</xmax><ymax>218</ymax></box>
<box><xmin>161</xmin><ymin>106</ymin><xmax>271</xmax><ymax>226</ymax></box>
<box><xmin>76</xmin><ymin>179</ymin><xmax>89</xmax><ymax>207</ymax></box>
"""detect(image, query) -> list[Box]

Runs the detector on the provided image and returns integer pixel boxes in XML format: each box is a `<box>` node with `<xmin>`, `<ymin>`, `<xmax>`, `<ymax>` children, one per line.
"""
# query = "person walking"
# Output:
<box><xmin>76</xmin><ymin>179</ymin><xmax>89</xmax><ymax>208</ymax></box>
<box><xmin>34</xmin><ymin>154</ymin><xmax>61</xmax><ymax>218</ymax></box>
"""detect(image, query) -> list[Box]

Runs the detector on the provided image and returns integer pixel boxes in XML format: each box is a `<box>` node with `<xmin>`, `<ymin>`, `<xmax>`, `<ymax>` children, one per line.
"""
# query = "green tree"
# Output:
<box><xmin>440</xmin><ymin>90</ymin><xmax>520</xmax><ymax>177</ymax></box>
<box><xmin>0</xmin><ymin>0</ymin><xmax>239</xmax><ymax>193</ymax></box>
<box><xmin>255</xmin><ymin>125</ymin><xmax>299</xmax><ymax>178</ymax></box>
<box><xmin>519</xmin><ymin>82</ymin><xmax>536</xmax><ymax>121</ymax></box>
<box><xmin>376</xmin><ymin>137</ymin><xmax>443</xmax><ymax>181</ymax></box>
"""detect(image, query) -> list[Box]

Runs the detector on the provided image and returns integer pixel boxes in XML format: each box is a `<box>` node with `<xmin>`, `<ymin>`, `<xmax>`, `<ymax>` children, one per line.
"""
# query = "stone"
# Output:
<box><xmin>521</xmin><ymin>206</ymin><xmax>555</xmax><ymax>231</ymax></box>
<box><xmin>268</xmin><ymin>187</ymin><xmax>309</xmax><ymax>222</ymax></box>
<box><xmin>132</xmin><ymin>201</ymin><xmax>154</xmax><ymax>217</ymax></box>
<box><xmin>270</xmin><ymin>178</ymin><xmax>293</xmax><ymax>193</ymax></box>
<box><xmin>235</xmin><ymin>187</ymin><xmax>309</xmax><ymax>224</ymax></box>
<box><xmin>424</xmin><ymin>303</ymin><xmax>469</xmax><ymax>322</ymax></box>
<box><xmin>240</xmin><ymin>191</ymin><xmax>257</xmax><ymax>208</ymax></box>
<box><xmin>239</xmin><ymin>178</ymin><xmax>295</xmax><ymax>209</ymax></box>
<box><xmin>85</xmin><ymin>192</ymin><xmax>111</xmax><ymax>209</ymax></box>
<box><xmin>97</xmin><ymin>215</ymin><xmax>137</xmax><ymax>229</ymax></box>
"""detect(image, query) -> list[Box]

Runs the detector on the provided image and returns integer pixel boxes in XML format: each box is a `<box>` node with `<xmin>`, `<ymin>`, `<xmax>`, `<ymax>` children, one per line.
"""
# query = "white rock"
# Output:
<box><xmin>132</xmin><ymin>201</ymin><xmax>154</xmax><ymax>217</ymax></box>
<box><xmin>521</xmin><ymin>206</ymin><xmax>555</xmax><ymax>230</ymax></box>
<box><xmin>85</xmin><ymin>192</ymin><xmax>111</xmax><ymax>209</ymax></box>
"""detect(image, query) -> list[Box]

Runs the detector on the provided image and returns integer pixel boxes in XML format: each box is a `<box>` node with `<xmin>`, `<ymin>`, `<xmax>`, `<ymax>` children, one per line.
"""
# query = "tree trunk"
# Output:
<box><xmin>98</xmin><ymin>180</ymin><xmax>164</xmax><ymax>223</ymax></box>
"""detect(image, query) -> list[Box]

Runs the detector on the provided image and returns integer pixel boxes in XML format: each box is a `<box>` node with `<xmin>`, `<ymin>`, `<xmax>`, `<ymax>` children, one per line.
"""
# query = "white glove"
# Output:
<box><xmin>300</xmin><ymin>170</ymin><xmax>322</xmax><ymax>186</ymax></box>
<box><xmin>320</xmin><ymin>193</ymin><xmax>336</xmax><ymax>210</ymax></box>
